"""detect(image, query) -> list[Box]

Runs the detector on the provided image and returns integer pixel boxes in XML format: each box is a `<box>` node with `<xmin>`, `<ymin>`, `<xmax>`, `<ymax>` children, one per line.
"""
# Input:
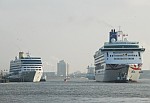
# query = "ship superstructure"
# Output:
<box><xmin>9</xmin><ymin>52</ymin><xmax>43</xmax><ymax>82</ymax></box>
<box><xmin>94</xmin><ymin>29</ymin><xmax>145</xmax><ymax>82</ymax></box>
<box><xmin>86</xmin><ymin>66</ymin><xmax>95</xmax><ymax>80</ymax></box>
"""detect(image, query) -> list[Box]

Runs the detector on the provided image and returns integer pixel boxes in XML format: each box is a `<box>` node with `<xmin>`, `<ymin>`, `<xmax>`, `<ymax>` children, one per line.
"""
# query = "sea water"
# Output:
<box><xmin>0</xmin><ymin>78</ymin><xmax>150</xmax><ymax>103</ymax></box>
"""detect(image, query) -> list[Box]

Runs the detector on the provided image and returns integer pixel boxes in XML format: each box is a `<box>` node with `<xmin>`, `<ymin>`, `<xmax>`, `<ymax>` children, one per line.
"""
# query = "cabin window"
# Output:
<box><xmin>138</xmin><ymin>52</ymin><xmax>141</xmax><ymax>57</ymax></box>
<box><xmin>107</xmin><ymin>52</ymin><xmax>108</xmax><ymax>57</ymax></box>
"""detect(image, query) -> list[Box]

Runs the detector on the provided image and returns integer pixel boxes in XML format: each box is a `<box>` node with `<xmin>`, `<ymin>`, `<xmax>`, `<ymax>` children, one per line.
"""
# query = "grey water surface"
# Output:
<box><xmin>0</xmin><ymin>78</ymin><xmax>150</xmax><ymax>103</ymax></box>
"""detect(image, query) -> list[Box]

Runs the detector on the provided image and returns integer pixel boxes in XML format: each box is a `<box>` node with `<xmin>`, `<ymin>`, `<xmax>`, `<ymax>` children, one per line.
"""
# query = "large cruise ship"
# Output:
<box><xmin>9</xmin><ymin>52</ymin><xmax>43</xmax><ymax>82</ymax></box>
<box><xmin>94</xmin><ymin>29</ymin><xmax>145</xmax><ymax>82</ymax></box>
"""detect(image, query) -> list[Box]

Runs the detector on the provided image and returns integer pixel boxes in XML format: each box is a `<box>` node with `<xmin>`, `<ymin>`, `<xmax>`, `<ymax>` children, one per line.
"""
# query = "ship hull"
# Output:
<box><xmin>95</xmin><ymin>64</ymin><xmax>142</xmax><ymax>82</ymax></box>
<box><xmin>9</xmin><ymin>71</ymin><xmax>43</xmax><ymax>82</ymax></box>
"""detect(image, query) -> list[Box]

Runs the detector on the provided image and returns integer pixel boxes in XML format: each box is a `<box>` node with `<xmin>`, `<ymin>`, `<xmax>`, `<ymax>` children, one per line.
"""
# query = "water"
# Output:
<box><xmin>0</xmin><ymin>78</ymin><xmax>150</xmax><ymax>103</ymax></box>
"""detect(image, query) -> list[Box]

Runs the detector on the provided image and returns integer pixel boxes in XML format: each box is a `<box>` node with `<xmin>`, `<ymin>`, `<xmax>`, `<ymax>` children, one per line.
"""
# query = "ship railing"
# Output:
<box><xmin>104</xmin><ymin>41</ymin><xmax>139</xmax><ymax>45</ymax></box>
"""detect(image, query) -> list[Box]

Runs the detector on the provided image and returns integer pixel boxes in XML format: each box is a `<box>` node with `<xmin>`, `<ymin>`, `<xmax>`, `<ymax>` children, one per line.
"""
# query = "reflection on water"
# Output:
<box><xmin>0</xmin><ymin>78</ymin><xmax>150</xmax><ymax>103</ymax></box>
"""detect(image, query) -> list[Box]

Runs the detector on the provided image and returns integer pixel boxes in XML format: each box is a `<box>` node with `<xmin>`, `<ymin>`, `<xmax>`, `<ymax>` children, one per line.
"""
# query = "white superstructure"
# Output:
<box><xmin>94</xmin><ymin>29</ymin><xmax>145</xmax><ymax>82</ymax></box>
<box><xmin>9</xmin><ymin>52</ymin><xmax>43</xmax><ymax>82</ymax></box>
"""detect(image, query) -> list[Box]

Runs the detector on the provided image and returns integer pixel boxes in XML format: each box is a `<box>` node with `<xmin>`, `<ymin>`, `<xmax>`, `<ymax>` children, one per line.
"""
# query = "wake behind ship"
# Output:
<box><xmin>94</xmin><ymin>29</ymin><xmax>145</xmax><ymax>82</ymax></box>
<box><xmin>9</xmin><ymin>52</ymin><xmax>43</xmax><ymax>82</ymax></box>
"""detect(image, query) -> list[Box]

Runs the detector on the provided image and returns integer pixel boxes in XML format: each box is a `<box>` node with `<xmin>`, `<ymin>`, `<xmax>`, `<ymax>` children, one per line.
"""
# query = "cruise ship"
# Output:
<box><xmin>9</xmin><ymin>52</ymin><xmax>43</xmax><ymax>82</ymax></box>
<box><xmin>94</xmin><ymin>29</ymin><xmax>145</xmax><ymax>82</ymax></box>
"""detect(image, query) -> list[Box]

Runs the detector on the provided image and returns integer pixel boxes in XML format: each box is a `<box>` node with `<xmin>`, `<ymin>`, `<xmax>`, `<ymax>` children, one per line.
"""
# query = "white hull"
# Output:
<box><xmin>9</xmin><ymin>70</ymin><xmax>43</xmax><ymax>82</ymax></box>
<box><xmin>95</xmin><ymin>64</ymin><xmax>142</xmax><ymax>82</ymax></box>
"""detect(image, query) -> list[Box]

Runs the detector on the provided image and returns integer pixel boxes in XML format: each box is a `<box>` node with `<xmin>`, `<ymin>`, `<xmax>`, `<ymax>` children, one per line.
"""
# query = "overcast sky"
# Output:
<box><xmin>0</xmin><ymin>0</ymin><xmax>150</xmax><ymax>73</ymax></box>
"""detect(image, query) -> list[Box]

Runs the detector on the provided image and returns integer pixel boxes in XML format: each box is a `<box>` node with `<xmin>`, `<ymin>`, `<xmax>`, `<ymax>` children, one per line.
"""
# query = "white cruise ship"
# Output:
<box><xmin>9</xmin><ymin>52</ymin><xmax>43</xmax><ymax>82</ymax></box>
<box><xmin>94</xmin><ymin>29</ymin><xmax>145</xmax><ymax>82</ymax></box>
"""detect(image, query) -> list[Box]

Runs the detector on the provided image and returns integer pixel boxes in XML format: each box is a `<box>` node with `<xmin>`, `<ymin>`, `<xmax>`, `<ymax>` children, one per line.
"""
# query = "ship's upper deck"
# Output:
<box><xmin>94</xmin><ymin>29</ymin><xmax>145</xmax><ymax>58</ymax></box>
<box><xmin>10</xmin><ymin>52</ymin><xmax>42</xmax><ymax>65</ymax></box>
<box><xmin>104</xmin><ymin>41</ymin><xmax>140</xmax><ymax>48</ymax></box>
<box><xmin>104</xmin><ymin>41</ymin><xmax>139</xmax><ymax>45</ymax></box>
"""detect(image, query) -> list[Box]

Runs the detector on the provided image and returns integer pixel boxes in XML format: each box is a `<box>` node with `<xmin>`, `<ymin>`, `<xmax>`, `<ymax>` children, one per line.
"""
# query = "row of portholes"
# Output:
<box><xmin>107</xmin><ymin>58</ymin><xmax>141</xmax><ymax>60</ymax></box>
<box><xmin>109</xmin><ymin>54</ymin><xmax>138</xmax><ymax>57</ymax></box>
<box><xmin>23</xmin><ymin>67</ymin><xmax>41</xmax><ymax>68</ymax></box>
<box><xmin>23</xmin><ymin>69</ymin><xmax>42</xmax><ymax>71</ymax></box>
<box><xmin>114</xmin><ymin>58</ymin><xmax>134</xmax><ymax>60</ymax></box>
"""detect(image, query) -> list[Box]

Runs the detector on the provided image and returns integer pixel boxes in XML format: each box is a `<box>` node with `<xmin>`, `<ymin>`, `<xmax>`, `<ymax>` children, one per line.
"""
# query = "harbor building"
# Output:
<box><xmin>57</xmin><ymin>60</ymin><xmax>69</xmax><ymax>77</ymax></box>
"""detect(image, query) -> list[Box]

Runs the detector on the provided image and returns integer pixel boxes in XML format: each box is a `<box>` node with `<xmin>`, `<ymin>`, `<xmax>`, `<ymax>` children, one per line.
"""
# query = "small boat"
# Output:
<box><xmin>40</xmin><ymin>74</ymin><xmax>46</xmax><ymax>82</ymax></box>
<box><xmin>64</xmin><ymin>76</ymin><xmax>70</xmax><ymax>82</ymax></box>
<box><xmin>64</xmin><ymin>78</ymin><xmax>67</xmax><ymax>82</ymax></box>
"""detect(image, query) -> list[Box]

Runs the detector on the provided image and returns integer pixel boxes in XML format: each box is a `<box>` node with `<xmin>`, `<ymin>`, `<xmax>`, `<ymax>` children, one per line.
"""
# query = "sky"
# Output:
<box><xmin>0</xmin><ymin>0</ymin><xmax>150</xmax><ymax>73</ymax></box>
